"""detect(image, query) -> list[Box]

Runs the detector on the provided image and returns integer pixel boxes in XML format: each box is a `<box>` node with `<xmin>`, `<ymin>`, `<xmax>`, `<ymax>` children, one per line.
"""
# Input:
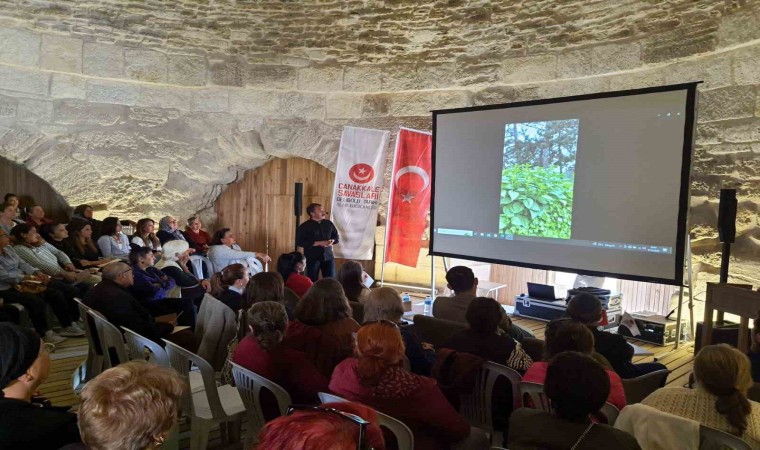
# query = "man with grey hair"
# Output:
<box><xmin>84</xmin><ymin>262</ymin><xmax>164</xmax><ymax>345</ymax></box>
<box><xmin>85</xmin><ymin>262</ymin><xmax>198</xmax><ymax>350</ymax></box>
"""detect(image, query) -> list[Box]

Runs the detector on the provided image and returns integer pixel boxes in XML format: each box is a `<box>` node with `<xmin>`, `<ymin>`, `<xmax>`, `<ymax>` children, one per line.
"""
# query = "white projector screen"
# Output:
<box><xmin>431</xmin><ymin>84</ymin><xmax>697</xmax><ymax>285</ymax></box>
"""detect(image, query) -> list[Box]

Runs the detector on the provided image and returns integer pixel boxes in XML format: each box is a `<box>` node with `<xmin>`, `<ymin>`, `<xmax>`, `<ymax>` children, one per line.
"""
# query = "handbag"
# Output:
<box><xmin>14</xmin><ymin>280</ymin><xmax>47</xmax><ymax>294</ymax></box>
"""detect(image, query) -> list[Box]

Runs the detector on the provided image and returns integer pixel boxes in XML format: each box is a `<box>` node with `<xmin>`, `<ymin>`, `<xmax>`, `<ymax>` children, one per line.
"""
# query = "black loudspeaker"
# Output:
<box><xmin>294</xmin><ymin>182</ymin><xmax>303</xmax><ymax>216</ymax></box>
<box><xmin>717</xmin><ymin>188</ymin><xmax>737</xmax><ymax>244</ymax></box>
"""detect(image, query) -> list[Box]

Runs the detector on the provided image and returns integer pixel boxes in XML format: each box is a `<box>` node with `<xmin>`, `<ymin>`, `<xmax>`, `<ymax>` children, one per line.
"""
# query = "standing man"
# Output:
<box><xmin>296</xmin><ymin>203</ymin><xmax>339</xmax><ymax>282</ymax></box>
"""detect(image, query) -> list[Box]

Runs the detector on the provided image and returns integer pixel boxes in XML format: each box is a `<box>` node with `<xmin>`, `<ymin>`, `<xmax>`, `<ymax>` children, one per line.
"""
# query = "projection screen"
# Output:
<box><xmin>430</xmin><ymin>83</ymin><xmax>698</xmax><ymax>285</ymax></box>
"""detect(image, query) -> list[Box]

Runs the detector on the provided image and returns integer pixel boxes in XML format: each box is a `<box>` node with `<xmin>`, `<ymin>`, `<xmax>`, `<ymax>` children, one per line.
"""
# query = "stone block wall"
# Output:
<box><xmin>0</xmin><ymin>1</ymin><xmax>758</xmax><ymax>299</ymax></box>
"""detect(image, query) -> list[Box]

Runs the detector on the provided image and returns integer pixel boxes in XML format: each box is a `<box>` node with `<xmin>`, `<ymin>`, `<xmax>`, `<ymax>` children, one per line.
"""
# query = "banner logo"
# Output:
<box><xmin>348</xmin><ymin>163</ymin><xmax>374</xmax><ymax>184</ymax></box>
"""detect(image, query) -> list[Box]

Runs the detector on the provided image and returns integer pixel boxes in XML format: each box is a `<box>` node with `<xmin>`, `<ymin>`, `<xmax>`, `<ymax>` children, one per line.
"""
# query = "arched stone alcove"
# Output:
<box><xmin>0</xmin><ymin>1</ymin><xmax>757</xmax><ymax>296</ymax></box>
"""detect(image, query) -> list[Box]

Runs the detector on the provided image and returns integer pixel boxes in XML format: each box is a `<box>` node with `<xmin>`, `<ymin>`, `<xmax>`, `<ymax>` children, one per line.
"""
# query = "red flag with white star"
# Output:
<box><xmin>384</xmin><ymin>128</ymin><xmax>432</xmax><ymax>267</ymax></box>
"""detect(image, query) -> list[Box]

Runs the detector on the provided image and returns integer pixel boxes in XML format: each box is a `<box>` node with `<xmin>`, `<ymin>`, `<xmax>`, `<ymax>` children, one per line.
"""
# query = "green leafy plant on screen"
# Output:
<box><xmin>499</xmin><ymin>164</ymin><xmax>573</xmax><ymax>239</ymax></box>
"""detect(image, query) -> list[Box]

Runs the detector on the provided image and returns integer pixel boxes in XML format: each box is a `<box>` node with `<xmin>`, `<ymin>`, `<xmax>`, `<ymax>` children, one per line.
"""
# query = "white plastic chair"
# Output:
<box><xmin>189</xmin><ymin>255</ymin><xmax>214</xmax><ymax>279</ymax></box>
<box><xmin>72</xmin><ymin>298</ymin><xmax>104</xmax><ymax>391</ymax></box>
<box><xmin>163</xmin><ymin>339</ymin><xmax>245</xmax><ymax>450</ymax></box>
<box><xmin>459</xmin><ymin>361</ymin><xmax>522</xmax><ymax>445</ymax></box>
<box><xmin>519</xmin><ymin>381</ymin><xmax>620</xmax><ymax>425</ymax></box>
<box><xmin>87</xmin><ymin>308</ymin><xmax>128</xmax><ymax>369</ymax></box>
<box><xmin>700</xmin><ymin>425</ymin><xmax>751</xmax><ymax>450</ymax></box>
<box><xmin>318</xmin><ymin>392</ymin><xmax>415</xmax><ymax>450</ymax></box>
<box><xmin>518</xmin><ymin>381</ymin><xmax>551</xmax><ymax>411</ymax></box>
<box><xmin>122</xmin><ymin>327</ymin><xmax>170</xmax><ymax>367</ymax></box>
<box><xmin>231</xmin><ymin>362</ymin><xmax>292</xmax><ymax>447</ymax></box>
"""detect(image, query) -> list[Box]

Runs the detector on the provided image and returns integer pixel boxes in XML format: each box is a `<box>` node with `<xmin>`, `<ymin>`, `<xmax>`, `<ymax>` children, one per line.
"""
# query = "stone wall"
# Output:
<box><xmin>0</xmin><ymin>1</ymin><xmax>759</xmax><ymax>298</ymax></box>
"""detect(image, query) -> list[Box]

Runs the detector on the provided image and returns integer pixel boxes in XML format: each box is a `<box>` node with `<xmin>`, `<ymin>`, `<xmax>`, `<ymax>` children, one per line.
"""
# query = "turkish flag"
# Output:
<box><xmin>385</xmin><ymin>128</ymin><xmax>432</xmax><ymax>267</ymax></box>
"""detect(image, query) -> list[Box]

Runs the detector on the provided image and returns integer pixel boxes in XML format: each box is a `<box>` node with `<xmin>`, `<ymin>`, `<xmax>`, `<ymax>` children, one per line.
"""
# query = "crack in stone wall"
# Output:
<box><xmin>0</xmin><ymin>1</ymin><xmax>758</xmax><ymax>299</ymax></box>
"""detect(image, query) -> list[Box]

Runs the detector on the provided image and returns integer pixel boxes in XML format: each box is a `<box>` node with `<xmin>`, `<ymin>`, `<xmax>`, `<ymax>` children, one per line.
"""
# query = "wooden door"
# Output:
<box><xmin>214</xmin><ymin>157</ymin><xmax>339</xmax><ymax>272</ymax></box>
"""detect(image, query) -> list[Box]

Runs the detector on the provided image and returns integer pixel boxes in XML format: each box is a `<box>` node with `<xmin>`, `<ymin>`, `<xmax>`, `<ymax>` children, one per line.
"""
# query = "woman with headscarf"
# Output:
<box><xmin>0</xmin><ymin>323</ymin><xmax>81</xmax><ymax>449</ymax></box>
<box><xmin>156</xmin><ymin>216</ymin><xmax>190</xmax><ymax>247</ymax></box>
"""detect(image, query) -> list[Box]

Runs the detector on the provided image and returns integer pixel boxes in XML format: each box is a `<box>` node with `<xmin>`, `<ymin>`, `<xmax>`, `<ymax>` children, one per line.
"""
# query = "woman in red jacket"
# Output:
<box><xmin>277</xmin><ymin>251</ymin><xmax>312</xmax><ymax>298</ymax></box>
<box><xmin>232</xmin><ymin>301</ymin><xmax>328</xmax><ymax>420</ymax></box>
<box><xmin>329</xmin><ymin>321</ymin><xmax>489</xmax><ymax>450</ymax></box>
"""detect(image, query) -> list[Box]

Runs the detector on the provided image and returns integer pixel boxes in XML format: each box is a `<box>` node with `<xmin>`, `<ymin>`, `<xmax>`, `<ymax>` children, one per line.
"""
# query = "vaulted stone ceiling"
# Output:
<box><xmin>0</xmin><ymin>0</ymin><xmax>758</xmax><ymax>290</ymax></box>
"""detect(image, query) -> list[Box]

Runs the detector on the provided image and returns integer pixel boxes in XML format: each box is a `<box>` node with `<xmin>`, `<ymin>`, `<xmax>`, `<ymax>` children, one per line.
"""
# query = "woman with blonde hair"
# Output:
<box><xmin>363</xmin><ymin>287</ymin><xmax>435</xmax><ymax>375</ymax></box>
<box><xmin>329</xmin><ymin>321</ymin><xmax>487</xmax><ymax>450</ymax></box>
<box><xmin>643</xmin><ymin>344</ymin><xmax>760</xmax><ymax>445</ymax></box>
<box><xmin>77</xmin><ymin>361</ymin><xmax>184</xmax><ymax>450</ymax></box>
<box><xmin>131</xmin><ymin>218</ymin><xmax>162</xmax><ymax>253</ymax></box>
<box><xmin>232</xmin><ymin>301</ymin><xmax>327</xmax><ymax>416</ymax></box>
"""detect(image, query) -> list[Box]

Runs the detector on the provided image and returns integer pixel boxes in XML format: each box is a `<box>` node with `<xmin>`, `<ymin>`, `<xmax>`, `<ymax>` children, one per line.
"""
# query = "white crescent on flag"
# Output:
<box><xmin>394</xmin><ymin>166</ymin><xmax>430</xmax><ymax>191</ymax></box>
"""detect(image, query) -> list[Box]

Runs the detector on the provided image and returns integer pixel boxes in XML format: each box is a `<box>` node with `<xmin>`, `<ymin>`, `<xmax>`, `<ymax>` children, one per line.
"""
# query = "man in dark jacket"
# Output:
<box><xmin>83</xmin><ymin>262</ymin><xmax>166</xmax><ymax>346</ymax></box>
<box><xmin>296</xmin><ymin>203</ymin><xmax>339</xmax><ymax>281</ymax></box>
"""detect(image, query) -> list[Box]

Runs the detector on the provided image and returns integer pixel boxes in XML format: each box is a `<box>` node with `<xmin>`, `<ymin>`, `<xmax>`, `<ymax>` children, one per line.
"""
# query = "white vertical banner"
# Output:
<box><xmin>331</xmin><ymin>126</ymin><xmax>390</xmax><ymax>260</ymax></box>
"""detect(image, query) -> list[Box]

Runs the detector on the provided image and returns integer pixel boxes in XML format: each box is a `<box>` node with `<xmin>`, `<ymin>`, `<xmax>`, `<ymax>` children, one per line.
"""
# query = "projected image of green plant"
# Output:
<box><xmin>500</xmin><ymin>119</ymin><xmax>578</xmax><ymax>239</ymax></box>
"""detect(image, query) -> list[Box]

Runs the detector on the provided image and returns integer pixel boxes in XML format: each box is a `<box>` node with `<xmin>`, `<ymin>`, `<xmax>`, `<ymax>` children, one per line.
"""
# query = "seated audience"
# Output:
<box><xmin>330</xmin><ymin>321</ymin><xmax>487</xmax><ymax>450</ymax></box>
<box><xmin>243</xmin><ymin>271</ymin><xmax>291</xmax><ymax>318</ymax></box>
<box><xmin>748</xmin><ymin>315</ymin><xmax>760</xmax><ymax>382</ymax></box>
<box><xmin>277</xmin><ymin>251</ymin><xmax>312</xmax><ymax>297</ymax></box>
<box><xmin>336</xmin><ymin>260</ymin><xmax>370</xmax><ymax>303</ymax></box>
<box><xmin>643</xmin><ymin>344</ymin><xmax>760</xmax><ymax>446</ymax></box>
<box><xmin>38</xmin><ymin>222</ymin><xmax>74</xmax><ymax>255</ymax></box>
<box><xmin>71</xmin><ymin>204</ymin><xmax>103</xmax><ymax>241</ymax></box>
<box><xmin>3</xmin><ymin>193</ymin><xmax>21</xmax><ymax>220</ymax></box>
<box><xmin>83</xmin><ymin>262</ymin><xmax>197</xmax><ymax>350</ymax></box>
<box><xmin>11</xmin><ymin>224</ymin><xmax>100</xmax><ymax>289</ymax></box>
<box><xmin>155</xmin><ymin>240</ymin><xmax>209</xmax><ymax>308</ymax></box>
<box><xmin>0</xmin><ymin>203</ymin><xmax>19</xmax><ymax>234</ymax></box>
<box><xmin>435</xmin><ymin>265</ymin><xmax>531</xmax><ymax>342</ymax></box>
<box><xmin>77</xmin><ymin>362</ymin><xmax>184</xmax><ymax>450</ymax></box>
<box><xmin>0</xmin><ymin>323</ymin><xmax>81</xmax><ymax>450</ymax></box>
<box><xmin>64</xmin><ymin>220</ymin><xmax>112</xmax><ymax>269</ymax></box>
<box><xmin>131</xmin><ymin>218</ymin><xmax>162</xmax><ymax>254</ymax></box>
<box><xmin>363</xmin><ymin>286</ymin><xmax>436</xmax><ymax>376</ymax></box>
<box><xmin>156</xmin><ymin>215</ymin><xmax>189</xmax><ymax>246</ymax></box>
<box><xmin>96</xmin><ymin>217</ymin><xmax>131</xmax><ymax>259</ymax></box>
<box><xmin>444</xmin><ymin>296</ymin><xmax>533</xmax><ymax>373</ymax></box>
<box><xmin>0</xmin><ymin>227</ymin><xmax>80</xmax><ymax>343</ymax></box>
<box><xmin>128</xmin><ymin>247</ymin><xmax>196</xmax><ymax>328</ymax></box>
<box><xmin>523</xmin><ymin>318</ymin><xmax>626</xmax><ymax>410</ymax></box>
<box><xmin>207</xmin><ymin>227</ymin><xmax>269</xmax><ymax>273</ymax></box>
<box><xmin>294</xmin><ymin>278</ymin><xmax>359</xmax><ymax>356</ymax></box>
<box><xmin>284</xmin><ymin>280</ymin><xmax>355</xmax><ymax>378</ymax></box>
<box><xmin>257</xmin><ymin>401</ymin><xmax>385</xmax><ymax>450</ymax></box>
<box><xmin>568</xmin><ymin>293</ymin><xmax>666</xmax><ymax>378</ymax></box>
<box><xmin>24</xmin><ymin>205</ymin><xmax>52</xmax><ymax>228</ymax></box>
<box><xmin>210</xmin><ymin>263</ymin><xmax>248</xmax><ymax>312</ymax></box>
<box><xmin>509</xmin><ymin>352</ymin><xmax>641</xmax><ymax>450</ymax></box>
<box><xmin>232</xmin><ymin>302</ymin><xmax>328</xmax><ymax>417</ymax></box>
<box><xmin>183</xmin><ymin>216</ymin><xmax>211</xmax><ymax>255</ymax></box>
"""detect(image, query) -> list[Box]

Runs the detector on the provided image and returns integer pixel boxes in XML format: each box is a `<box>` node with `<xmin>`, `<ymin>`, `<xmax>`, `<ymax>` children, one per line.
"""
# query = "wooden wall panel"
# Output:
<box><xmin>215</xmin><ymin>157</ymin><xmax>377</xmax><ymax>273</ymax></box>
<box><xmin>0</xmin><ymin>156</ymin><xmax>71</xmax><ymax>222</ymax></box>
<box><xmin>490</xmin><ymin>264</ymin><xmax>550</xmax><ymax>305</ymax></box>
